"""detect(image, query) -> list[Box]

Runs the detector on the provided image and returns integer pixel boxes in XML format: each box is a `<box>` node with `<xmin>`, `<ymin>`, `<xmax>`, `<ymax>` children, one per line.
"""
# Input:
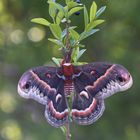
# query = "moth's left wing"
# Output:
<box><xmin>72</xmin><ymin>62</ymin><xmax>133</xmax><ymax>125</ymax></box>
<box><xmin>17</xmin><ymin>66</ymin><xmax>69</xmax><ymax>127</ymax></box>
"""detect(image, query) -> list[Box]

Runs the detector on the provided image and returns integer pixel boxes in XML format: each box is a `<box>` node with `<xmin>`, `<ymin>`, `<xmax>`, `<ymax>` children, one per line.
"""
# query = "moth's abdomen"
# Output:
<box><xmin>64</xmin><ymin>81</ymin><xmax>74</xmax><ymax>96</ymax></box>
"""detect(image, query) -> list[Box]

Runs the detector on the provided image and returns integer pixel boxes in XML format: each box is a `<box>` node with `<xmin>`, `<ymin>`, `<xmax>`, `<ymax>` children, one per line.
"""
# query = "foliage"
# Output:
<box><xmin>31</xmin><ymin>0</ymin><xmax>106</xmax><ymax>65</ymax></box>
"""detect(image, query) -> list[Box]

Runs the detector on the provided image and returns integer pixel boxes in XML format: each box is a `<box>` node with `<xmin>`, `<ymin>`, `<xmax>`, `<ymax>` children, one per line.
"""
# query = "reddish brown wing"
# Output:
<box><xmin>18</xmin><ymin>66</ymin><xmax>68</xmax><ymax>127</ymax></box>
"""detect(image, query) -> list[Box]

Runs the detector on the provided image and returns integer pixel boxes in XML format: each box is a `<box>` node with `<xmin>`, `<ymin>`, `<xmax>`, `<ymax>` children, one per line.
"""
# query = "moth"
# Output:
<box><xmin>17</xmin><ymin>62</ymin><xmax>133</xmax><ymax>127</ymax></box>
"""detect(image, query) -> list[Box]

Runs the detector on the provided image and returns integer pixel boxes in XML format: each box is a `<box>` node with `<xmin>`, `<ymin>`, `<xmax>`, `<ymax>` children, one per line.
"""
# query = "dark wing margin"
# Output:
<box><xmin>17</xmin><ymin>66</ymin><xmax>68</xmax><ymax>127</ymax></box>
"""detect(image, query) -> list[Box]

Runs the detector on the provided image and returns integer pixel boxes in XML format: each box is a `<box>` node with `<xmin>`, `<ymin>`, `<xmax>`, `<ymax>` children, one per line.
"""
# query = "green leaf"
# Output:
<box><xmin>77</xmin><ymin>49</ymin><xmax>86</xmax><ymax>60</ymax></box>
<box><xmin>72</xmin><ymin>47</ymin><xmax>86</xmax><ymax>63</ymax></box>
<box><xmin>73</xmin><ymin>62</ymin><xmax>88</xmax><ymax>65</ymax></box>
<box><xmin>56</xmin><ymin>11</ymin><xmax>64</xmax><ymax>24</ymax></box>
<box><xmin>67</xmin><ymin>1</ymin><xmax>79</xmax><ymax>9</ymax></box>
<box><xmin>79</xmin><ymin>29</ymin><xmax>99</xmax><ymax>41</ymax></box>
<box><xmin>60</xmin><ymin>125</ymin><xmax>71</xmax><ymax>137</ymax></box>
<box><xmin>84</xmin><ymin>6</ymin><xmax>89</xmax><ymax>29</ymax></box>
<box><xmin>65</xmin><ymin>0</ymin><xmax>71</xmax><ymax>4</ymax></box>
<box><xmin>64</xmin><ymin>6</ymin><xmax>69</xmax><ymax>19</ymax></box>
<box><xmin>68</xmin><ymin>7</ymin><xmax>83</xmax><ymax>17</ymax></box>
<box><xmin>70</xmin><ymin>38</ymin><xmax>76</xmax><ymax>47</ymax></box>
<box><xmin>48</xmin><ymin>1</ymin><xmax>65</xmax><ymax>16</ymax></box>
<box><xmin>60</xmin><ymin>126</ymin><xmax>66</xmax><ymax>135</ymax></box>
<box><xmin>48</xmin><ymin>38</ymin><xmax>64</xmax><ymax>47</ymax></box>
<box><xmin>69</xmin><ymin>26</ymin><xmax>77</xmax><ymax>30</ymax></box>
<box><xmin>86</xmin><ymin>19</ymin><xmax>105</xmax><ymax>31</ymax></box>
<box><xmin>62</xmin><ymin>26</ymin><xmax>77</xmax><ymax>39</ymax></box>
<box><xmin>31</xmin><ymin>18</ymin><xmax>50</xmax><ymax>26</ymax></box>
<box><xmin>49</xmin><ymin>24</ymin><xmax>62</xmax><ymax>39</ymax></box>
<box><xmin>69</xmin><ymin>29</ymin><xmax>80</xmax><ymax>40</ymax></box>
<box><xmin>48</xmin><ymin>0</ymin><xmax>57</xmax><ymax>21</ymax></box>
<box><xmin>96</xmin><ymin>6</ymin><xmax>106</xmax><ymax>18</ymax></box>
<box><xmin>52</xmin><ymin>57</ymin><xmax>62</xmax><ymax>67</ymax></box>
<box><xmin>79</xmin><ymin>44</ymin><xmax>85</xmax><ymax>48</ymax></box>
<box><xmin>71</xmin><ymin>47</ymin><xmax>79</xmax><ymax>63</ymax></box>
<box><xmin>62</xmin><ymin>29</ymin><xmax>67</xmax><ymax>38</ymax></box>
<box><xmin>90</xmin><ymin>1</ymin><xmax>97</xmax><ymax>22</ymax></box>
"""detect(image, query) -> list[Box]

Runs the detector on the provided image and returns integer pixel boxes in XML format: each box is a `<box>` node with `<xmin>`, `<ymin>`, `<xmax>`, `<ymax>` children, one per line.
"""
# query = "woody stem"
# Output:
<box><xmin>65</xmin><ymin>122</ymin><xmax>71</xmax><ymax>140</ymax></box>
<box><xmin>65</xmin><ymin>22</ymin><xmax>71</xmax><ymax>140</ymax></box>
<box><xmin>65</xmin><ymin>22</ymin><xmax>72</xmax><ymax>63</ymax></box>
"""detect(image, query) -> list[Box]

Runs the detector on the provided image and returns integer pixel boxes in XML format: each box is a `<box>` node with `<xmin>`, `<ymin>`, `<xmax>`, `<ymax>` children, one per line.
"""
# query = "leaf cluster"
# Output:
<box><xmin>31</xmin><ymin>0</ymin><xmax>106</xmax><ymax>65</ymax></box>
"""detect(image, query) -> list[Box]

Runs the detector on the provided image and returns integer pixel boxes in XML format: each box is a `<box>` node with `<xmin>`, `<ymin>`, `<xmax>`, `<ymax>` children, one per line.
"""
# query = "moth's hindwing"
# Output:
<box><xmin>17</xmin><ymin>66</ymin><xmax>69</xmax><ymax>127</ymax></box>
<box><xmin>72</xmin><ymin>62</ymin><xmax>133</xmax><ymax>125</ymax></box>
<box><xmin>72</xmin><ymin>95</ymin><xmax>105</xmax><ymax>125</ymax></box>
<box><xmin>45</xmin><ymin>79</ymin><xmax>69</xmax><ymax>127</ymax></box>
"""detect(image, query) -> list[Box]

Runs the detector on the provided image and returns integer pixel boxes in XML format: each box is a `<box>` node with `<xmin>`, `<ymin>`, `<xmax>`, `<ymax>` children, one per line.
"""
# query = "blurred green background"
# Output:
<box><xmin>0</xmin><ymin>0</ymin><xmax>140</xmax><ymax>140</ymax></box>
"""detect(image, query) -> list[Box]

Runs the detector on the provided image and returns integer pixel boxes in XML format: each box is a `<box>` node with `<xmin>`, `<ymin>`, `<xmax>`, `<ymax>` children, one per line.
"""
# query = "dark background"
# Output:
<box><xmin>0</xmin><ymin>0</ymin><xmax>140</xmax><ymax>140</ymax></box>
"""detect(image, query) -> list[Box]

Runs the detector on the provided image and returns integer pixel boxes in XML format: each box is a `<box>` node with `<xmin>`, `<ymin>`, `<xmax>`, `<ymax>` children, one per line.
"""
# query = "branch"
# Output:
<box><xmin>65</xmin><ymin>122</ymin><xmax>71</xmax><ymax>140</ymax></box>
<box><xmin>64</xmin><ymin>22</ymin><xmax>72</xmax><ymax>63</ymax></box>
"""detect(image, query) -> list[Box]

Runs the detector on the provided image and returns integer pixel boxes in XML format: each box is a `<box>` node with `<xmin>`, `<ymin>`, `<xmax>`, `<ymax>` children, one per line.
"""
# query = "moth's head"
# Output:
<box><xmin>113</xmin><ymin>65</ymin><xmax>133</xmax><ymax>91</ymax></box>
<box><xmin>62</xmin><ymin>63</ymin><xmax>74</xmax><ymax>77</ymax></box>
<box><xmin>17</xmin><ymin>71</ymin><xmax>33</xmax><ymax>98</ymax></box>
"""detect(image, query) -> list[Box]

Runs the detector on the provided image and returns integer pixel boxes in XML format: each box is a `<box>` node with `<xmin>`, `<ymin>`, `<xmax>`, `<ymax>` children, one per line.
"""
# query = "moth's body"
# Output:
<box><xmin>62</xmin><ymin>63</ymin><xmax>75</xmax><ymax>96</ymax></box>
<box><xmin>18</xmin><ymin>62</ymin><xmax>133</xmax><ymax>127</ymax></box>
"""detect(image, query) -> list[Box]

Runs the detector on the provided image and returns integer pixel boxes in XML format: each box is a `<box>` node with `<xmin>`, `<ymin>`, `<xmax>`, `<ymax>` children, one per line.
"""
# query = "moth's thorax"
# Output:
<box><xmin>62</xmin><ymin>63</ymin><xmax>74</xmax><ymax>77</ymax></box>
<box><xmin>62</xmin><ymin>63</ymin><xmax>74</xmax><ymax>96</ymax></box>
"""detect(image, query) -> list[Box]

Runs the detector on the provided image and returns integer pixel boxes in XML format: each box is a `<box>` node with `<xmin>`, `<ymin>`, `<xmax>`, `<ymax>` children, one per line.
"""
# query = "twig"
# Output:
<box><xmin>65</xmin><ymin>21</ymin><xmax>72</xmax><ymax>63</ymax></box>
<box><xmin>64</xmin><ymin>19</ymin><xmax>72</xmax><ymax>140</ymax></box>
<box><xmin>65</xmin><ymin>122</ymin><xmax>71</xmax><ymax>140</ymax></box>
